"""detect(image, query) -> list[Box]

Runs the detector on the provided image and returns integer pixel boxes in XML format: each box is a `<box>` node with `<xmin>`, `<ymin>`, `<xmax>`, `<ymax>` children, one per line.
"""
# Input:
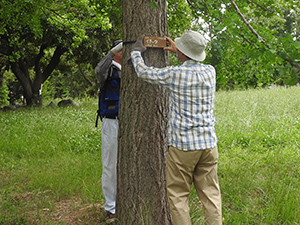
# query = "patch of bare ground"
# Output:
<box><xmin>44</xmin><ymin>198</ymin><xmax>105</xmax><ymax>225</ymax></box>
<box><xmin>12</xmin><ymin>192</ymin><xmax>109</xmax><ymax>225</ymax></box>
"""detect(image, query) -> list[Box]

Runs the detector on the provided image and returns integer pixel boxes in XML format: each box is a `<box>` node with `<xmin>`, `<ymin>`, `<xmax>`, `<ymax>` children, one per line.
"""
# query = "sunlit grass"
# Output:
<box><xmin>1</xmin><ymin>87</ymin><xmax>300</xmax><ymax>224</ymax></box>
<box><xmin>188</xmin><ymin>87</ymin><xmax>300</xmax><ymax>224</ymax></box>
<box><xmin>213</xmin><ymin>87</ymin><xmax>300</xmax><ymax>224</ymax></box>
<box><xmin>0</xmin><ymin>100</ymin><xmax>104</xmax><ymax>224</ymax></box>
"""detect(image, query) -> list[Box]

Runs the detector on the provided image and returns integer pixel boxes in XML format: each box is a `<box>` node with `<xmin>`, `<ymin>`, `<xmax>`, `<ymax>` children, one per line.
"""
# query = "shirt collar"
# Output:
<box><xmin>112</xmin><ymin>60</ymin><xmax>121</xmax><ymax>70</ymax></box>
<box><xmin>182</xmin><ymin>59</ymin><xmax>199</xmax><ymax>65</ymax></box>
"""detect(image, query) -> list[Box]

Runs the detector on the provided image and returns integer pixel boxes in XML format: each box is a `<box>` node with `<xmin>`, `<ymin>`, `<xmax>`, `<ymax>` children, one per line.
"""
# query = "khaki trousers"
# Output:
<box><xmin>166</xmin><ymin>146</ymin><xmax>222</xmax><ymax>225</ymax></box>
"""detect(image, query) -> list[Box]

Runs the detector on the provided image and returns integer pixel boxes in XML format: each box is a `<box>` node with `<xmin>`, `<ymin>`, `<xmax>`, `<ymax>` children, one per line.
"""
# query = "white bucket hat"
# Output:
<box><xmin>174</xmin><ymin>30</ymin><xmax>207</xmax><ymax>62</ymax></box>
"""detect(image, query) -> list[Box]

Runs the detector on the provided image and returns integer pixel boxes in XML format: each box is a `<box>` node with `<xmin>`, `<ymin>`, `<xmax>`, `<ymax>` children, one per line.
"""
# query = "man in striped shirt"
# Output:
<box><xmin>130</xmin><ymin>30</ymin><xmax>222</xmax><ymax>225</ymax></box>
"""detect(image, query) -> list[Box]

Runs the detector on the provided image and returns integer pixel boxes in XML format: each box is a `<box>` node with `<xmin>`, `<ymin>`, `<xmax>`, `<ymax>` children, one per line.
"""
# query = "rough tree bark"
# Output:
<box><xmin>117</xmin><ymin>0</ymin><xmax>171</xmax><ymax>224</ymax></box>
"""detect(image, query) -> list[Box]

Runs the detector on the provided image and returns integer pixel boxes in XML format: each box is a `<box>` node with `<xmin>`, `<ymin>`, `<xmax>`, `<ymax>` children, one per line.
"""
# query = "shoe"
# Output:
<box><xmin>106</xmin><ymin>211</ymin><xmax>116</xmax><ymax>219</ymax></box>
<box><xmin>105</xmin><ymin>211</ymin><xmax>116</xmax><ymax>224</ymax></box>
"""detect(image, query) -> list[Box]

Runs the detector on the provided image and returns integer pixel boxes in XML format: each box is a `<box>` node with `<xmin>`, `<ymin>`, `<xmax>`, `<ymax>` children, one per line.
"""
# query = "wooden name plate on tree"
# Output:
<box><xmin>144</xmin><ymin>36</ymin><xmax>167</xmax><ymax>48</ymax></box>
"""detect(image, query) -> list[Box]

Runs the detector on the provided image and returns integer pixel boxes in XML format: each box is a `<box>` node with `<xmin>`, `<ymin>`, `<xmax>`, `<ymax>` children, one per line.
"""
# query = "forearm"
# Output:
<box><xmin>130</xmin><ymin>51</ymin><xmax>170</xmax><ymax>86</ymax></box>
<box><xmin>95</xmin><ymin>51</ymin><xmax>115</xmax><ymax>86</ymax></box>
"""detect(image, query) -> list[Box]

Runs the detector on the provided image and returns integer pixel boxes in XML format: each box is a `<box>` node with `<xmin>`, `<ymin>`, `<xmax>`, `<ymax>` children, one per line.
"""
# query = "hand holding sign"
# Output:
<box><xmin>144</xmin><ymin>36</ymin><xmax>167</xmax><ymax>48</ymax></box>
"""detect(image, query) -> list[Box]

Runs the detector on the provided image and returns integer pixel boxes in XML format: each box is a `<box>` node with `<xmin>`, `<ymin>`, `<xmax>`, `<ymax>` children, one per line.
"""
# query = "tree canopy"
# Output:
<box><xmin>0</xmin><ymin>0</ymin><xmax>299</xmax><ymax>106</ymax></box>
<box><xmin>186</xmin><ymin>0</ymin><xmax>300</xmax><ymax>89</ymax></box>
<box><xmin>0</xmin><ymin>0</ymin><xmax>119</xmax><ymax>105</ymax></box>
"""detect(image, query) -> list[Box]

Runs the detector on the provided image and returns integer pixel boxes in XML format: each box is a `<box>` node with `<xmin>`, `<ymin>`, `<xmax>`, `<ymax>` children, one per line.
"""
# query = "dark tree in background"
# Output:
<box><xmin>117</xmin><ymin>0</ymin><xmax>171</xmax><ymax>224</ymax></box>
<box><xmin>0</xmin><ymin>0</ymin><xmax>115</xmax><ymax>106</ymax></box>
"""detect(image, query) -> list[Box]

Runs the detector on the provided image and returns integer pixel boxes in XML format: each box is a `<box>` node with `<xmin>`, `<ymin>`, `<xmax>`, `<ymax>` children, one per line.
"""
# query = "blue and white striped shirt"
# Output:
<box><xmin>131</xmin><ymin>51</ymin><xmax>217</xmax><ymax>151</ymax></box>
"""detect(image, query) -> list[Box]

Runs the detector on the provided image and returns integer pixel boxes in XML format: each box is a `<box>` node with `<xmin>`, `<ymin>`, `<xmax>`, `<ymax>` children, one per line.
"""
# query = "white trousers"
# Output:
<box><xmin>101</xmin><ymin>118</ymin><xmax>118</xmax><ymax>214</ymax></box>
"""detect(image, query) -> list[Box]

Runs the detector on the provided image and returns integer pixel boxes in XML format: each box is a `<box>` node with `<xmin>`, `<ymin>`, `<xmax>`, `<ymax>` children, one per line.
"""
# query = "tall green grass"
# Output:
<box><xmin>0</xmin><ymin>100</ymin><xmax>104</xmax><ymax>224</ymax></box>
<box><xmin>213</xmin><ymin>87</ymin><xmax>300</xmax><ymax>224</ymax></box>
<box><xmin>1</xmin><ymin>88</ymin><xmax>300</xmax><ymax>224</ymax></box>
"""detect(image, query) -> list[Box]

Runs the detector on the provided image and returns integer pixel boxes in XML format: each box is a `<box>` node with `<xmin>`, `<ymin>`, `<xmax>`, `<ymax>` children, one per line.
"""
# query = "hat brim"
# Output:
<box><xmin>175</xmin><ymin>38</ymin><xmax>206</xmax><ymax>62</ymax></box>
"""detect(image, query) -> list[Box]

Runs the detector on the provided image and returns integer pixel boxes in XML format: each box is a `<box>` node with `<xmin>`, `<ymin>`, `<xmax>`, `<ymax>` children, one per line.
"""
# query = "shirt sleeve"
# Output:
<box><xmin>95</xmin><ymin>51</ymin><xmax>115</xmax><ymax>87</ymax></box>
<box><xmin>130</xmin><ymin>51</ymin><xmax>172</xmax><ymax>86</ymax></box>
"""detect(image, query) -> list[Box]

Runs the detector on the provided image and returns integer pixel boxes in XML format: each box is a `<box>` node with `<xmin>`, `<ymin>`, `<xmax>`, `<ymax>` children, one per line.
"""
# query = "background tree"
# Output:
<box><xmin>117</xmin><ymin>0</ymin><xmax>171</xmax><ymax>224</ymax></box>
<box><xmin>0</xmin><ymin>0</ymin><xmax>116</xmax><ymax>106</ymax></box>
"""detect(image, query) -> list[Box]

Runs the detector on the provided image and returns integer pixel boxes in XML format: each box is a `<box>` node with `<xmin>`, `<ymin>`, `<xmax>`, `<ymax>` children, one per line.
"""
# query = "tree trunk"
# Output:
<box><xmin>117</xmin><ymin>0</ymin><xmax>171</xmax><ymax>224</ymax></box>
<box><xmin>10</xmin><ymin>60</ymin><xmax>34</xmax><ymax>106</ymax></box>
<box><xmin>0</xmin><ymin>69</ymin><xmax>3</xmax><ymax>88</ymax></box>
<box><xmin>10</xmin><ymin>45</ymin><xmax>67</xmax><ymax>106</ymax></box>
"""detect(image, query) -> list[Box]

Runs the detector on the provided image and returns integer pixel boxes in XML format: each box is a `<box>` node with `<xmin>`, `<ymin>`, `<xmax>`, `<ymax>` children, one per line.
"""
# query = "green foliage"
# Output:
<box><xmin>0</xmin><ymin>70</ymin><xmax>19</xmax><ymax>106</ymax></box>
<box><xmin>167</xmin><ymin>0</ymin><xmax>194</xmax><ymax>37</ymax></box>
<box><xmin>0</xmin><ymin>0</ymin><xmax>118</xmax><ymax>105</ymax></box>
<box><xmin>1</xmin><ymin>0</ymin><xmax>300</xmax><ymax>102</ymax></box>
<box><xmin>42</xmin><ymin>62</ymin><xmax>97</xmax><ymax>102</ymax></box>
<box><xmin>0</xmin><ymin>0</ymin><xmax>112</xmax><ymax>50</ymax></box>
<box><xmin>185</xmin><ymin>0</ymin><xmax>300</xmax><ymax>89</ymax></box>
<box><xmin>148</xmin><ymin>2</ymin><xmax>158</xmax><ymax>9</ymax></box>
<box><xmin>41</xmin><ymin>77</ymin><xmax>56</xmax><ymax>101</ymax></box>
<box><xmin>0</xmin><ymin>81</ymin><xmax>9</xmax><ymax>107</ymax></box>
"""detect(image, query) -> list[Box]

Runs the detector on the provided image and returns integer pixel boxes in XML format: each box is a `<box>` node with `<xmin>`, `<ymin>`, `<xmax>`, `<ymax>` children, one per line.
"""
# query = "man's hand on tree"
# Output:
<box><xmin>132</xmin><ymin>36</ymin><xmax>147</xmax><ymax>53</ymax></box>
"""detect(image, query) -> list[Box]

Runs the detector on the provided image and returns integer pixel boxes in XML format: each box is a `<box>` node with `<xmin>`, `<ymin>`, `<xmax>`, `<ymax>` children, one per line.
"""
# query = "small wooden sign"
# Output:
<box><xmin>144</xmin><ymin>36</ymin><xmax>166</xmax><ymax>48</ymax></box>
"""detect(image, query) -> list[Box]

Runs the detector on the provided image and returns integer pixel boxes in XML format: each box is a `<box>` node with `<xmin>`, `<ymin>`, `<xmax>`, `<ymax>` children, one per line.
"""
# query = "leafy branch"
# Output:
<box><xmin>230</xmin><ymin>0</ymin><xmax>266</xmax><ymax>44</ymax></box>
<box><xmin>230</xmin><ymin>0</ymin><xmax>300</xmax><ymax>69</ymax></box>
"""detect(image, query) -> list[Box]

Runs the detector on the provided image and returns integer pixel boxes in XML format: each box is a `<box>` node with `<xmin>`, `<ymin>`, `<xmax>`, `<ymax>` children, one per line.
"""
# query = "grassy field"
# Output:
<box><xmin>1</xmin><ymin>87</ymin><xmax>300</xmax><ymax>224</ymax></box>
